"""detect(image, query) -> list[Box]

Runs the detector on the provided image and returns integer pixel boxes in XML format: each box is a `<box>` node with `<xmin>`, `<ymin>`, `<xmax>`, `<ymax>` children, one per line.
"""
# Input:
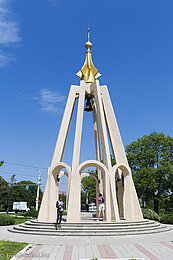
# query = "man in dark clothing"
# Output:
<box><xmin>56</xmin><ymin>196</ymin><xmax>64</xmax><ymax>229</ymax></box>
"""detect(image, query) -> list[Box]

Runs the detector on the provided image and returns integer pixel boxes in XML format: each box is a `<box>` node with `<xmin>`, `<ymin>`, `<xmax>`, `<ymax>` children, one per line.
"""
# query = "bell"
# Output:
<box><xmin>84</xmin><ymin>97</ymin><xmax>93</xmax><ymax>112</ymax></box>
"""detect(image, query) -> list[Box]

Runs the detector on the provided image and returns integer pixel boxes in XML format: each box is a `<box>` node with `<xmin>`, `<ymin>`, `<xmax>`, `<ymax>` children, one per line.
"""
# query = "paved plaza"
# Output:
<box><xmin>1</xmin><ymin>224</ymin><xmax>173</xmax><ymax>259</ymax></box>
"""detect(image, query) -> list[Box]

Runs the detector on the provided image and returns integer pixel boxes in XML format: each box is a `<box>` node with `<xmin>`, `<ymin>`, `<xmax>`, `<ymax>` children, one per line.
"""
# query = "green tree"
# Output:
<box><xmin>7</xmin><ymin>174</ymin><xmax>17</xmax><ymax>211</ymax></box>
<box><xmin>126</xmin><ymin>132</ymin><xmax>173</xmax><ymax>213</ymax></box>
<box><xmin>0</xmin><ymin>161</ymin><xmax>9</xmax><ymax>211</ymax></box>
<box><xmin>81</xmin><ymin>170</ymin><xmax>98</xmax><ymax>203</ymax></box>
<box><xmin>0</xmin><ymin>161</ymin><xmax>4</xmax><ymax>167</ymax></box>
<box><xmin>12</xmin><ymin>180</ymin><xmax>43</xmax><ymax>209</ymax></box>
<box><xmin>0</xmin><ymin>176</ymin><xmax>9</xmax><ymax>211</ymax></box>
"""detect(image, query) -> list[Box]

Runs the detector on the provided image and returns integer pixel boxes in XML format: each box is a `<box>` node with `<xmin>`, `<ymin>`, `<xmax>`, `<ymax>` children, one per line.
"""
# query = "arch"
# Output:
<box><xmin>58</xmin><ymin>171</ymin><xmax>68</xmax><ymax>179</ymax></box>
<box><xmin>52</xmin><ymin>164</ymin><xmax>70</xmax><ymax>210</ymax></box>
<box><xmin>52</xmin><ymin>162</ymin><xmax>71</xmax><ymax>177</ymax></box>
<box><xmin>112</xmin><ymin>163</ymin><xmax>132</xmax><ymax>220</ymax></box>
<box><xmin>78</xmin><ymin>160</ymin><xmax>108</xmax><ymax>175</ymax></box>
<box><xmin>112</xmin><ymin>163</ymin><xmax>131</xmax><ymax>178</ymax></box>
<box><xmin>81</xmin><ymin>172</ymin><xmax>98</xmax><ymax>183</ymax></box>
<box><xmin>80</xmin><ymin>172</ymin><xmax>99</xmax><ymax>216</ymax></box>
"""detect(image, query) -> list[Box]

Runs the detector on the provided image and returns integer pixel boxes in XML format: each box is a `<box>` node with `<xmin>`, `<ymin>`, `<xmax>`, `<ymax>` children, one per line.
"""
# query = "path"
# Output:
<box><xmin>0</xmin><ymin>224</ymin><xmax>172</xmax><ymax>259</ymax></box>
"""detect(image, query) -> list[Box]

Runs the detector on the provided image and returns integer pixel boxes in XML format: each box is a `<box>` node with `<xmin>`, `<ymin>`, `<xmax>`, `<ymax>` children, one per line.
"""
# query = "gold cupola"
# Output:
<box><xmin>76</xmin><ymin>28</ymin><xmax>101</xmax><ymax>83</ymax></box>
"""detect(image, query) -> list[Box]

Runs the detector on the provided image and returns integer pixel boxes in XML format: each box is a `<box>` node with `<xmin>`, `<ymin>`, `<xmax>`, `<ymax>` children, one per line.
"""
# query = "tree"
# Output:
<box><xmin>126</xmin><ymin>132</ymin><xmax>173</xmax><ymax>213</ymax></box>
<box><xmin>82</xmin><ymin>177</ymin><xmax>96</xmax><ymax>203</ymax></box>
<box><xmin>0</xmin><ymin>176</ymin><xmax>9</xmax><ymax>211</ymax></box>
<box><xmin>81</xmin><ymin>170</ymin><xmax>98</xmax><ymax>203</ymax></box>
<box><xmin>12</xmin><ymin>180</ymin><xmax>43</xmax><ymax>209</ymax></box>
<box><xmin>0</xmin><ymin>161</ymin><xmax>9</xmax><ymax>211</ymax></box>
<box><xmin>7</xmin><ymin>174</ymin><xmax>17</xmax><ymax>211</ymax></box>
<box><xmin>0</xmin><ymin>161</ymin><xmax>4</xmax><ymax>167</ymax></box>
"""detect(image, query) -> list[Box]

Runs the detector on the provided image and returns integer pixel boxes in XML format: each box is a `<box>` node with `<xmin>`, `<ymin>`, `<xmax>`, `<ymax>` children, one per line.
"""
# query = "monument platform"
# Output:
<box><xmin>8</xmin><ymin>219</ymin><xmax>171</xmax><ymax>236</ymax></box>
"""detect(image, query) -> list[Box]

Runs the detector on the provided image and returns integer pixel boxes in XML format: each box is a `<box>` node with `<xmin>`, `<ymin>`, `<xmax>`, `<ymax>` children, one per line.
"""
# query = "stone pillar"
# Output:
<box><xmin>93</xmin><ymin>107</ymin><xmax>103</xmax><ymax>194</ymax></box>
<box><xmin>91</xmin><ymin>80</ymin><xmax>120</xmax><ymax>222</ymax></box>
<box><xmin>38</xmin><ymin>85</ymin><xmax>77</xmax><ymax>222</ymax></box>
<box><xmin>118</xmin><ymin>178</ymin><xmax>124</xmax><ymax>219</ymax></box>
<box><xmin>123</xmin><ymin>169</ymin><xmax>143</xmax><ymax>221</ymax></box>
<box><xmin>95</xmin><ymin>181</ymin><xmax>99</xmax><ymax>217</ymax></box>
<box><xmin>38</xmin><ymin>168</ymin><xmax>58</xmax><ymax>222</ymax></box>
<box><xmin>67</xmin><ymin>85</ymin><xmax>85</xmax><ymax>222</ymax></box>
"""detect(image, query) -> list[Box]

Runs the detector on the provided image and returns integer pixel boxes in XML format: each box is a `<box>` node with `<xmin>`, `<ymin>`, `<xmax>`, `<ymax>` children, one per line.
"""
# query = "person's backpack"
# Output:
<box><xmin>102</xmin><ymin>197</ymin><xmax>104</xmax><ymax>203</ymax></box>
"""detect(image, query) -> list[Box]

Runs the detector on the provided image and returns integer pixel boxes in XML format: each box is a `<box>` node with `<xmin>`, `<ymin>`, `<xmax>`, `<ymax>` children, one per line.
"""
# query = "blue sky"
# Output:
<box><xmin>0</xmin><ymin>0</ymin><xmax>173</xmax><ymax>193</ymax></box>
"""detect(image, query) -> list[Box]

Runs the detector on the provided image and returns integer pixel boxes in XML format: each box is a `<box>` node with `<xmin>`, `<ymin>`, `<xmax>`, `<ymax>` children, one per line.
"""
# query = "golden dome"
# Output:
<box><xmin>76</xmin><ymin>28</ymin><xmax>101</xmax><ymax>83</ymax></box>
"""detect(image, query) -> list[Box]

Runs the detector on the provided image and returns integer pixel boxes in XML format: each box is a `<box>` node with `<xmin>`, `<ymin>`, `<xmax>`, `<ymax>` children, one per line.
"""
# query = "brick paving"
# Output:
<box><xmin>19</xmin><ymin>241</ymin><xmax>173</xmax><ymax>260</ymax></box>
<box><xmin>0</xmin><ymin>224</ymin><xmax>172</xmax><ymax>259</ymax></box>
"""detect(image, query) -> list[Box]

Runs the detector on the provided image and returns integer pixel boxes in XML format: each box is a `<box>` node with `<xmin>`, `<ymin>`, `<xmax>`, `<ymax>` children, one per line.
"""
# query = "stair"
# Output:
<box><xmin>8</xmin><ymin>219</ymin><xmax>172</xmax><ymax>236</ymax></box>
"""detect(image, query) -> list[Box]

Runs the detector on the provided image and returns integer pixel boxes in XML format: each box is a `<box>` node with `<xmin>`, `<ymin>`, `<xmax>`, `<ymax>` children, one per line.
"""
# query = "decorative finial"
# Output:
<box><xmin>88</xmin><ymin>27</ymin><xmax>90</xmax><ymax>42</ymax></box>
<box><xmin>76</xmin><ymin>28</ymin><xmax>101</xmax><ymax>83</ymax></box>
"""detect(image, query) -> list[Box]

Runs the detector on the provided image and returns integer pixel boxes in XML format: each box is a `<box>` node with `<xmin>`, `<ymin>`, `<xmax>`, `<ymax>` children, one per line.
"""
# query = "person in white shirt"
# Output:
<box><xmin>98</xmin><ymin>193</ymin><xmax>105</xmax><ymax>221</ymax></box>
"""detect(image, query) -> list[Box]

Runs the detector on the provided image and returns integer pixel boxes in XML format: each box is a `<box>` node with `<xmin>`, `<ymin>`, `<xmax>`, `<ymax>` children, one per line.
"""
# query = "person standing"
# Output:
<box><xmin>56</xmin><ymin>196</ymin><xmax>64</xmax><ymax>229</ymax></box>
<box><xmin>98</xmin><ymin>193</ymin><xmax>105</xmax><ymax>221</ymax></box>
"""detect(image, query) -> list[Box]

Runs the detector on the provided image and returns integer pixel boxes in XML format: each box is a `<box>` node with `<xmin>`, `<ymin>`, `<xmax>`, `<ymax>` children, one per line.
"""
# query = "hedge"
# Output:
<box><xmin>0</xmin><ymin>215</ymin><xmax>15</xmax><ymax>226</ymax></box>
<box><xmin>160</xmin><ymin>213</ymin><xmax>173</xmax><ymax>224</ymax></box>
<box><xmin>21</xmin><ymin>210</ymin><xmax>38</xmax><ymax>218</ymax></box>
<box><xmin>142</xmin><ymin>208</ymin><xmax>160</xmax><ymax>221</ymax></box>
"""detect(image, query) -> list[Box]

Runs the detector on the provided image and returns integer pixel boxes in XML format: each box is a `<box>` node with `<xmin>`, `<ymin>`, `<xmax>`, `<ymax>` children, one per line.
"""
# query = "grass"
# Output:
<box><xmin>0</xmin><ymin>240</ymin><xmax>28</xmax><ymax>260</ymax></box>
<box><xmin>14</xmin><ymin>217</ymin><xmax>36</xmax><ymax>225</ymax></box>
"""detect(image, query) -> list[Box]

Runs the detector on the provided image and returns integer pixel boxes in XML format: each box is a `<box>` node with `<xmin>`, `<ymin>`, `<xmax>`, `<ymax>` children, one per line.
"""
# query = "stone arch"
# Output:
<box><xmin>112</xmin><ymin>163</ymin><xmax>131</xmax><ymax>178</ymax></box>
<box><xmin>112</xmin><ymin>163</ymin><xmax>134</xmax><ymax>220</ymax></box>
<box><xmin>78</xmin><ymin>160</ymin><xmax>108</xmax><ymax>217</ymax></box>
<box><xmin>78</xmin><ymin>160</ymin><xmax>108</xmax><ymax>175</ymax></box>
<box><xmin>58</xmin><ymin>171</ymin><xmax>68</xmax><ymax>179</ymax></box>
<box><xmin>52</xmin><ymin>162</ymin><xmax>71</xmax><ymax>176</ymax></box>
<box><xmin>81</xmin><ymin>172</ymin><xmax>99</xmax><ymax>216</ymax></box>
<box><xmin>52</xmin><ymin>162</ymin><xmax>71</xmax><ymax>206</ymax></box>
<box><xmin>81</xmin><ymin>172</ymin><xmax>98</xmax><ymax>183</ymax></box>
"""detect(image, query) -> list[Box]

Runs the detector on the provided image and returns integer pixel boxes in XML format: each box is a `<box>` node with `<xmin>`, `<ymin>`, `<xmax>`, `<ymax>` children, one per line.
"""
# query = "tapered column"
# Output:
<box><xmin>96</xmin><ymin>182</ymin><xmax>99</xmax><ymax>217</ymax></box>
<box><xmin>123</xmin><ymin>170</ymin><xmax>143</xmax><ymax>220</ymax></box>
<box><xmin>91</xmin><ymin>80</ymin><xmax>120</xmax><ymax>222</ymax></box>
<box><xmin>38</xmin><ymin>85</ymin><xmax>77</xmax><ymax>222</ymax></box>
<box><xmin>67</xmin><ymin>84</ymin><xmax>85</xmax><ymax>222</ymax></box>
<box><xmin>93</xmin><ymin>107</ymin><xmax>103</xmax><ymax>194</ymax></box>
<box><xmin>38</xmin><ymin>167</ymin><xmax>58</xmax><ymax>222</ymax></box>
<box><xmin>101</xmin><ymin>85</ymin><xmax>143</xmax><ymax>221</ymax></box>
<box><xmin>51</xmin><ymin>85</ymin><xmax>78</xmax><ymax>166</ymax></box>
<box><xmin>118</xmin><ymin>179</ymin><xmax>124</xmax><ymax>219</ymax></box>
<box><xmin>101</xmin><ymin>85</ymin><xmax>128</xmax><ymax>165</ymax></box>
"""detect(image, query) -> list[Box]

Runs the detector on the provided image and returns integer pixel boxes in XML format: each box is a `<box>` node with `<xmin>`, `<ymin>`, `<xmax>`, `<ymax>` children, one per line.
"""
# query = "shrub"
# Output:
<box><xmin>160</xmin><ymin>213</ymin><xmax>173</xmax><ymax>224</ymax></box>
<box><xmin>0</xmin><ymin>215</ymin><xmax>15</xmax><ymax>226</ymax></box>
<box><xmin>142</xmin><ymin>208</ymin><xmax>160</xmax><ymax>221</ymax></box>
<box><xmin>21</xmin><ymin>210</ymin><xmax>38</xmax><ymax>218</ymax></box>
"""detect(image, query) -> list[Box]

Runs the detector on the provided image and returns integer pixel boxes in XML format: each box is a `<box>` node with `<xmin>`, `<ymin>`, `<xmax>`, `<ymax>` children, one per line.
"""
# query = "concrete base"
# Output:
<box><xmin>8</xmin><ymin>219</ymin><xmax>171</xmax><ymax>236</ymax></box>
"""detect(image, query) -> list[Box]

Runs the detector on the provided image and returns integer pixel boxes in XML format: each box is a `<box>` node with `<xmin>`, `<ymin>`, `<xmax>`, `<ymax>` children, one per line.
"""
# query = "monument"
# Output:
<box><xmin>38</xmin><ymin>29</ymin><xmax>143</xmax><ymax>223</ymax></box>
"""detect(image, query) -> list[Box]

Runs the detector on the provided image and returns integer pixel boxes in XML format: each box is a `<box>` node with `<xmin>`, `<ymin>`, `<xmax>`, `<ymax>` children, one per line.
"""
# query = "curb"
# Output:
<box><xmin>11</xmin><ymin>243</ymin><xmax>33</xmax><ymax>260</ymax></box>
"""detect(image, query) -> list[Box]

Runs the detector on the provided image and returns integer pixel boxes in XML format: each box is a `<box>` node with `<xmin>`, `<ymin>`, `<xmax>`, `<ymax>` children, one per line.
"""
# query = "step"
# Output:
<box><xmin>8</xmin><ymin>226</ymin><xmax>171</xmax><ymax>236</ymax></box>
<box><xmin>13</xmin><ymin>226</ymin><xmax>167</xmax><ymax>234</ymax></box>
<box><xmin>8</xmin><ymin>219</ymin><xmax>172</xmax><ymax>237</ymax></box>
<box><xmin>27</xmin><ymin>219</ymin><xmax>153</xmax><ymax>228</ymax></box>
<box><xmin>19</xmin><ymin>222</ymin><xmax>161</xmax><ymax>231</ymax></box>
<box><xmin>30</xmin><ymin>219</ymin><xmax>150</xmax><ymax>225</ymax></box>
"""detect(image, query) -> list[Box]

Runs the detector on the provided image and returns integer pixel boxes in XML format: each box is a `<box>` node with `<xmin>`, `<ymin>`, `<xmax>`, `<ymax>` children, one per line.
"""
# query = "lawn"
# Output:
<box><xmin>0</xmin><ymin>240</ymin><xmax>28</xmax><ymax>260</ymax></box>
